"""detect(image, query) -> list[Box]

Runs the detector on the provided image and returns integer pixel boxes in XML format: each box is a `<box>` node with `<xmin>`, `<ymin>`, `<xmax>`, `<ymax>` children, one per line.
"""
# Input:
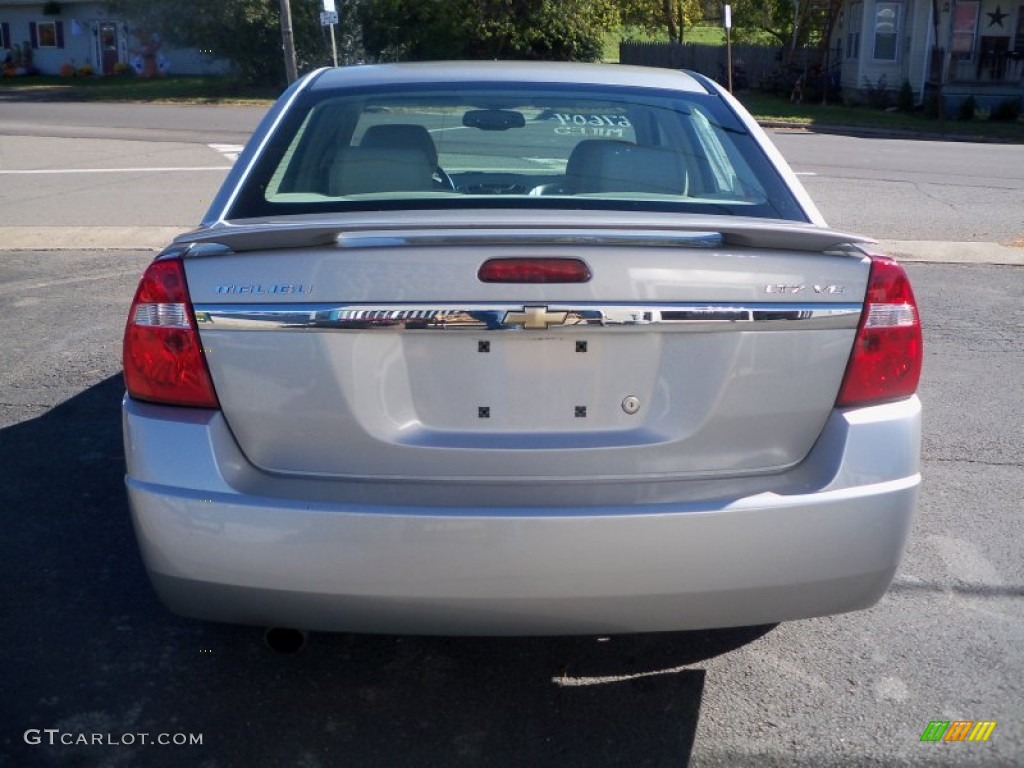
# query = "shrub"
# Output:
<box><xmin>77</xmin><ymin>64</ymin><xmax>93</xmax><ymax>77</ymax></box>
<box><xmin>897</xmin><ymin>80</ymin><xmax>914</xmax><ymax>112</ymax></box>
<box><xmin>956</xmin><ymin>95</ymin><xmax>976</xmax><ymax>121</ymax></box>
<box><xmin>862</xmin><ymin>75</ymin><xmax>889</xmax><ymax>109</ymax></box>
<box><xmin>990</xmin><ymin>98</ymin><xmax>1021</xmax><ymax>122</ymax></box>
<box><xmin>59</xmin><ymin>62</ymin><xmax>74</xmax><ymax>78</ymax></box>
<box><xmin>113</xmin><ymin>61</ymin><xmax>132</xmax><ymax>76</ymax></box>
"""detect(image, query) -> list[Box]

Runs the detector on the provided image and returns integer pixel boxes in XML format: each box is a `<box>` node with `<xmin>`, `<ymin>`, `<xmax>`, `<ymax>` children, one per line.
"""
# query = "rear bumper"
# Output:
<box><xmin>124</xmin><ymin>396</ymin><xmax>920</xmax><ymax>635</ymax></box>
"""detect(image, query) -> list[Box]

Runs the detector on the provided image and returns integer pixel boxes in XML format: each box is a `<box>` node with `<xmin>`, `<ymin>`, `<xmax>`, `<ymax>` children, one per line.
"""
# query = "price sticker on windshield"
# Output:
<box><xmin>550</xmin><ymin>113</ymin><xmax>632</xmax><ymax>138</ymax></box>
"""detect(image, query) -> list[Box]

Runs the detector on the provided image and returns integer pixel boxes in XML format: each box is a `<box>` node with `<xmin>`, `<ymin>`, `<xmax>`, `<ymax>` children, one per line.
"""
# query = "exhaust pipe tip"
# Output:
<box><xmin>263</xmin><ymin>627</ymin><xmax>308</xmax><ymax>655</ymax></box>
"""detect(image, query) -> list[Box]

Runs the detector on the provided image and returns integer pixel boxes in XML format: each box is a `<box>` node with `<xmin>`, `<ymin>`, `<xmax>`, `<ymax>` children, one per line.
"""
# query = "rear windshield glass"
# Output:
<box><xmin>228</xmin><ymin>82</ymin><xmax>806</xmax><ymax>221</ymax></box>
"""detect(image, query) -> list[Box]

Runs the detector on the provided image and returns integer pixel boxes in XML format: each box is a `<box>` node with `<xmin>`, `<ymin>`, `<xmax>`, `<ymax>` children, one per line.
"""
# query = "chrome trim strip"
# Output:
<box><xmin>336</xmin><ymin>230</ymin><xmax>725</xmax><ymax>249</ymax></box>
<box><xmin>213</xmin><ymin>68</ymin><xmax>326</xmax><ymax>225</ymax></box>
<box><xmin>193</xmin><ymin>303</ymin><xmax>862</xmax><ymax>332</ymax></box>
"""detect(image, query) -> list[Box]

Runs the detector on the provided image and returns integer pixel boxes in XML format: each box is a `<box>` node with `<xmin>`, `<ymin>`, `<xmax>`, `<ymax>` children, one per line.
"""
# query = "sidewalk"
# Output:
<box><xmin>0</xmin><ymin>226</ymin><xmax>183</xmax><ymax>251</ymax></box>
<box><xmin>1</xmin><ymin>225</ymin><xmax>1020</xmax><ymax>265</ymax></box>
<box><xmin>758</xmin><ymin>120</ymin><xmax>1023</xmax><ymax>145</ymax></box>
<box><xmin>875</xmin><ymin>239</ymin><xmax>1024</xmax><ymax>266</ymax></box>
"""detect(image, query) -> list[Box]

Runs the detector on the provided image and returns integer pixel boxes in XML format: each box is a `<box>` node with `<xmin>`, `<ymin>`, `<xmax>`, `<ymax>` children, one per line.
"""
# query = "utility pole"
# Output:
<box><xmin>279</xmin><ymin>0</ymin><xmax>298</xmax><ymax>84</ymax></box>
<box><xmin>789</xmin><ymin>0</ymin><xmax>801</xmax><ymax>64</ymax></box>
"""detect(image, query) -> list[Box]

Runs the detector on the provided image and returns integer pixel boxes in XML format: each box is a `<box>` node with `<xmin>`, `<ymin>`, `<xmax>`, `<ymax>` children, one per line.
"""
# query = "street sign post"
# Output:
<box><xmin>320</xmin><ymin>4</ymin><xmax>339</xmax><ymax>67</ymax></box>
<box><xmin>723</xmin><ymin>4</ymin><xmax>733</xmax><ymax>93</ymax></box>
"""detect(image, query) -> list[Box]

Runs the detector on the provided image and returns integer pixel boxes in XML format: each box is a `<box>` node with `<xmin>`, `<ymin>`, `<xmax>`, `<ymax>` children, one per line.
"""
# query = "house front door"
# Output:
<box><xmin>98</xmin><ymin>21</ymin><xmax>119</xmax><ymax>74</ymax></box>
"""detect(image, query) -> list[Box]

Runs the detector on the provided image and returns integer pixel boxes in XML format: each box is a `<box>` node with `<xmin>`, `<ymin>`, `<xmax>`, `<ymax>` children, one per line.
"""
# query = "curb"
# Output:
<box><xmin>758</xmin><ymin>120</ymin><xmax>1023</xmax><ymax>145</ymax></box>
<box><xmin>875</xmin><ymin>240</ymin><xmax>1024</xmax><ymax>266</ymax></box>
<box><xmin>0</xmin><ymin>226</ymin><xmax>182</xmax><ymax>251</ymax></box>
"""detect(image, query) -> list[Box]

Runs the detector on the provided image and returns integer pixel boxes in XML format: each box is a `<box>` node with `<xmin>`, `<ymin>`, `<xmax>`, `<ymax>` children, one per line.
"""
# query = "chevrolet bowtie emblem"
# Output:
<box><xmin>503</xmin><ymin>305</ymin><xmax>569</xmax><ymax>330</ymax></box>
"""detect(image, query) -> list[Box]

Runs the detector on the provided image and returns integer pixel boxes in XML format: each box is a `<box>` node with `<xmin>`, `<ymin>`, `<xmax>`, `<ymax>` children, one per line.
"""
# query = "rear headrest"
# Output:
<box><xmin>566</xmin><ymin>140</ymin><xmax>687</xmax><ymax>196</ymax></box>
<box><xmin>329</xmin><ymin>147</ymin><xmax>435</xmax><ymax>196</ymax></box>
<box><xmin>360</xmin><ymin>124</ymin><xmax>439</xmax><ymax>167</ymax></box>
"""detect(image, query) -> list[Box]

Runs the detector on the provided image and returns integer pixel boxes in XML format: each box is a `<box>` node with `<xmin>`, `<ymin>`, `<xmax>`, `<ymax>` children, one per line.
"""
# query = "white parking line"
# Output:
<box><xmin>524</xmin><ymin>157</ymin><xmax>565</xmax><ymax>168</ymax></box>
<box><xmin>0</xmin><ymin>167</ymin><xmax>230</xmax><ymax>174</ymax></box>
<box><xmin>794</xmin><ymin>172</ymin><xmax>818</xmax><ymax>176</ymax></box>
<box><xmin>553</xmin><ymin>662</ymin><xmax>692</xmax><ymax>687</ymax></box>
<box><xmin>208</xmin><ymin>143</ymin><xmax>245</xmax><ymax>163</ymax></box>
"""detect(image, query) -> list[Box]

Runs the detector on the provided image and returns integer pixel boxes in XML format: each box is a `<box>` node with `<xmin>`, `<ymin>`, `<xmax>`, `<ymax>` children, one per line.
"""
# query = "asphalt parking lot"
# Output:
<box><xmin>3</xmin><ymin>98</ymin><xmax>1023</xmax><ymax>767</ymax></box>
<box><xmin>1</xmin><ymin>246</ymin><xmax>1021</xmax><ymax>767</ymax></box>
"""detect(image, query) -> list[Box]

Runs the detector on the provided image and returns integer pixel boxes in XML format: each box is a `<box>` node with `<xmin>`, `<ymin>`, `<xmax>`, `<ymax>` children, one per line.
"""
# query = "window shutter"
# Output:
<box><xmin>2</xmin><ymin>22</ymin><xmax>10</xmax><ymax>50</ymax></box>
<box><xmin>30</xmin><ymin>21</ymin><xmax>38</xmax><ymax>49</ymax></box>
<box><xmin>55</xmin><ymin>20</ymin><xmax>64</xmax><ymax>49</ymax></box>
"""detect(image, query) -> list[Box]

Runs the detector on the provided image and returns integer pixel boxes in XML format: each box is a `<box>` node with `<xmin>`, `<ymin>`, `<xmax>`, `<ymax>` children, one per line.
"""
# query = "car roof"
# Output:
<box><xmin>307</xmin><ymin>61</ymin><xmax>710</xmax><ymax>94</ymax></box>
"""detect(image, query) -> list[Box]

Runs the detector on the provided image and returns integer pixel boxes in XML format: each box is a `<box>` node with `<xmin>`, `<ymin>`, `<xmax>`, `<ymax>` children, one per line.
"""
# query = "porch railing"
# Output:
<box><xmin>930</xmin><ymin>45</ymin><xmax>1024</xmax><ymax>85</ymax></box>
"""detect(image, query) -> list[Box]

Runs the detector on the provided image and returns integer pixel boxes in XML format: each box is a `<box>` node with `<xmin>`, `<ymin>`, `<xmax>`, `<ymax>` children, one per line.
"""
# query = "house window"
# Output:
<box><xmin>38</xmin><ymin>21</ymin><xmax>57</xmax><ymax>47</ymax></box>
<box><xmin>29</xmin><ymin>20</ymin><xmax>64</xmax><ymax>49</ymax></box>
<box><xmin>847</xmin><ymin>2</ymin><xmax>862</xmax><ymax>58</ymax></box>
<box><xmin>951</xmin><ymin>1</ymin><xmax>979</xmax><ymax>58</ymax></box>
<box><xmin>872</xmin><ymin>1</ymin><xmax>901</xmax><ymax>60</ymax></box>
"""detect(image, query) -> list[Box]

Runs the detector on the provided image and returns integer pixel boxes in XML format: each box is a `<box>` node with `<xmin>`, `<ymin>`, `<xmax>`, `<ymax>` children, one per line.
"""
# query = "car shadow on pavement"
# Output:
<box><xmin>0</xmin><ymin>375</ymin><xmax>775</xmax><ymax>767</ymax></box>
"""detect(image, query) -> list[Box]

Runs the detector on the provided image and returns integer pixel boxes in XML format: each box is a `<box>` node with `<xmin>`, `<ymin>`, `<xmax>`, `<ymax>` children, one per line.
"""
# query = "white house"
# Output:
<box><xmin>1</xmin><ymin>0</ymin><xmax>226</xmax><ymax>76</ymax></box>
<box><xmin>832</xmin><ymin>0</ymin><xmax>1023</xmax><ymax>108</ymax></box>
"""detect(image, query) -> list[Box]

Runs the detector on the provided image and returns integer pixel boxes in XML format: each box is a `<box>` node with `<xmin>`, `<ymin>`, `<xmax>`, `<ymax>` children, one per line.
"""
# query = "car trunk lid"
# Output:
<box><xmin>183</xmin><ymin>214</ymin><xmax>871</xmax><ymax>482</ymax></box>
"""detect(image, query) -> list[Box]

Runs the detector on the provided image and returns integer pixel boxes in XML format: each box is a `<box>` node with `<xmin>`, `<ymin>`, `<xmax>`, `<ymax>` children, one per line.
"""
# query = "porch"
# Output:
<box><xmin>928</xmin><ymin>45</ymin><xmax>1024</xmax><ymax>109</ymax></box>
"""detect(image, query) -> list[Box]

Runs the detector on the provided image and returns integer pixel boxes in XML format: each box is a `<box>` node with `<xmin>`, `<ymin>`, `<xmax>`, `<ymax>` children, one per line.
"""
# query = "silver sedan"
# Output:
<box><xmin>122</xmin><ymin>61</ymin><xmax>922</xmax><ymax>636</ymax></box>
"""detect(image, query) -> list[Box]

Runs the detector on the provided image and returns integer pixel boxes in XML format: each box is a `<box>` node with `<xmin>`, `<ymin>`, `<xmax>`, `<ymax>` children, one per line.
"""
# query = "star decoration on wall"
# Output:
<box><xmin>987</xmin><ymin>5</ymin><xmax>1008</xmax><ymax>26</ymax></box>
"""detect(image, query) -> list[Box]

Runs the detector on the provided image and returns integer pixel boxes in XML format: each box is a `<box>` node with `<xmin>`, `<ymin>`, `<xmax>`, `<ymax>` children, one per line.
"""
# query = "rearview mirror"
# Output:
<box><xmin>462</xmin><ymin>109</ymin><xmax>526</xmax><ymax>131</ymax></box>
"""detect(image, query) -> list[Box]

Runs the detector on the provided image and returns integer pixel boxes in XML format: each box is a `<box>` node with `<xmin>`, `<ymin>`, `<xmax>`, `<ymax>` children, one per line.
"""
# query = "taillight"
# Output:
<box><xmin>478</xmin><ymin>258</ymin><xmax>591</xmax><ymax>283</ymax></box>
<box><xmin>123</xmin><ymin>255</ymin><xmax>218</xmax><ymax>408</ymax></box>
<box><xmin>836</xmin><ymin>255</ymin><xmax>922</xmax><ymax>407</ymax></box>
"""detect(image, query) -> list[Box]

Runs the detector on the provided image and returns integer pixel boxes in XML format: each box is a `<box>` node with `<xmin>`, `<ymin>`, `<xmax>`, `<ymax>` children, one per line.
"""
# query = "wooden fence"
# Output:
<box><xmin>619</xmin><ymin>41</ymin><xmax>821</xmax><ymax>90</ymax></box>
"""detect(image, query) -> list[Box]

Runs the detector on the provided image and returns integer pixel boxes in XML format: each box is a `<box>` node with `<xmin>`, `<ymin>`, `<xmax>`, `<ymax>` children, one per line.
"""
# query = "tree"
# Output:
<box><xmin>727</xmin><ymin>0</ymin><xmax>837</xmax><ymax>48</ymax></box>
<box><xmin>618</xmin><ymin>0</ymin><xmax>705</xmax><ymax>43</ymax></box>
<box><xmin>728</xmin><ymin>0</ymin><xmax>796</xmax><ymax>46</ymax></box>
<box><xmin>356</xmin><ymin>0</ymin><xmax>465</xmax><ymax>61</ymax></box>
<box><xmin>358</xmin><ymin>0</ymin><xmax>618</xmax><ymax>62</ymax></box>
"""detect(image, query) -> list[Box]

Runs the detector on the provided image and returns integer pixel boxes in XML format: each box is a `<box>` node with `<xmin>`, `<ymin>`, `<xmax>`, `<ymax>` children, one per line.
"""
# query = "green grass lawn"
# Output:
<box><xmin>608</xmin><ymin>24</ymin><xmax>764</xmax><ymax>51</ymax></box>
<box><xmin>0</xmin><ymin>75</ymin><xmax>280</xmax><ymax>104</ymax></box>
<box><xmin>737</xmin><ymin>92</ymin><xmax>1024</xmax><ymax>142</ymax></box>
<box><xmin>683</xmin><ymin>26</ymin><xmax>726</xmax><ymax>44</ymax></box>
<box><xmin>606</xmin><ymin>25</ymin><xmax>727</xmax><ymax>60</ymax></box>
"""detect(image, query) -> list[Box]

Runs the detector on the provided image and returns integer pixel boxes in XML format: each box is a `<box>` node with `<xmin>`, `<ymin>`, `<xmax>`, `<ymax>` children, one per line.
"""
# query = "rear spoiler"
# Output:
<box><xmin>174</xmin><ymin>214</ymin><xmax>875</xmax><ymax>255</ymax></box>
